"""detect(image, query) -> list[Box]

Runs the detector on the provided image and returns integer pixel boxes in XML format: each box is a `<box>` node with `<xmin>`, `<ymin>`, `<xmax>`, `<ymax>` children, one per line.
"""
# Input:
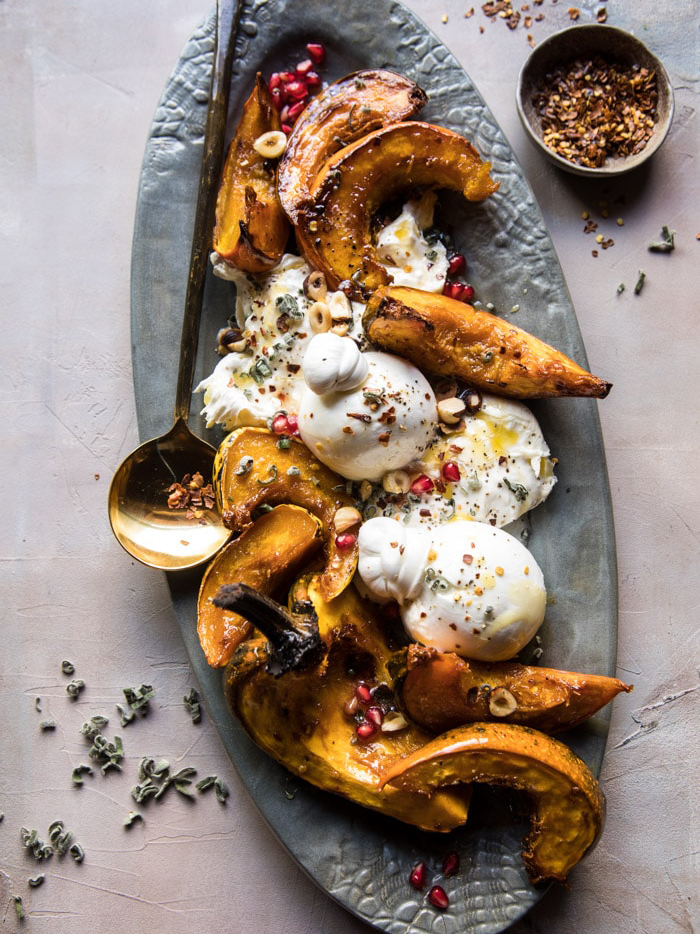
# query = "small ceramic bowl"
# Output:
<box><xmin>516</xmin><ymin>24</ymin><xmax>674</xmax><ymax>177</ymax></box>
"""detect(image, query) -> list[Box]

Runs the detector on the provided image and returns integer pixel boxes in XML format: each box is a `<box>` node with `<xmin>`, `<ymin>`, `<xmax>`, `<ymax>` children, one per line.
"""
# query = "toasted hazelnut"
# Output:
<box><xmin>217</xmin><ymin>327</ymin><xmax>246</xmax><ymax>355</ymax></box>
<box><xmin>437</xmin><ymin>397</ymin><xmax>467</xmax><ymax>424</ymax></box>
<box><xmin>488</xmin><ymin>687</ymin><xmax>518</xmax><ymax>717</ymax></box>
<box><xmin>381</xmin><ymin>711</ymin><xmax>409</xmax><ymax>732</ymax></box>
<box><xmin>330</xmin><ymin>321</ymin><xmax>350</xmax><ymax>336</ymax></box>
<box><xmin>304</xmin><ymin>271</ymin><xmax>327</xmax><ymax>302</ymax></box>
<box><xmin>359</xmin><ymin>479</ymin><xmax>373</xmax><ymax>501</ymax></box>
<box><xmin>382</xmin><ymin>469</ymin><xmax>411</xmax><ymax>494</ymax></box>
<box><xmin>333</xmin><ymin>506</ymin><xmax>363</xmax><ymax>532</ymax></box>
<box><xmin>253</xmin><ymin>130</ymin><xmax>287</xmax><ymax>159</ymax></box>
<box><xmin>309</xmin><ymin>301</ymin><xmax>332</xmax><ymax>334</ymax></box>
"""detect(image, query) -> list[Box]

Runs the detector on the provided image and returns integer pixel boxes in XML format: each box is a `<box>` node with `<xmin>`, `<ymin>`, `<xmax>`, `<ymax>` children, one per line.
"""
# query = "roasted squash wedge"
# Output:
<box><xmin>295</xmin><ymin>122</ymin><xmax>499</xmax><ymax>299</ymax></box>
<box><xmin>197</xmin><ymin>505</ymin><xmax>323</xmax><ymax>667</ymax></box>
<box><xmin>213</xmin><ymin>73</ymin><xmax>289</xmax><ymax>272</ymax></box>
<box><xmin>277</xmin><ymin>70</ymin><xmax>427</xmax><ymax>224</ymax></box>
<box><xmin>364</xmin><ymin>286</ymin><xmax>613</xmax><ymax>398</ymax></box>
<box><xmin>380</xmin><ymin>723</ymin><xmax>605</xmax><ymax>882</ymax></box>
<box><xmin>213</xmin><ymin>427</ymin><xmax>358</xmax><ymax>601</ymax></box>
<box><xmin>224</xmin><ymin>579</ymin><xmax>470</xmax><ymax>831</ymax></box>
<box><xmin>399</xmin><ymin>645</ymin><xmax>632</xmax><ymax>734</ymax></box>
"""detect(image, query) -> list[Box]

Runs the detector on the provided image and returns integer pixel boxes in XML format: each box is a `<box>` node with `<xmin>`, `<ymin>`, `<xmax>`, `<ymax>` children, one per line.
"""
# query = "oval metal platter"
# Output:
<box><xmin>130</xmin><ymin>2</ymin><xmax>618</xmax><ymax>931</ymax></box>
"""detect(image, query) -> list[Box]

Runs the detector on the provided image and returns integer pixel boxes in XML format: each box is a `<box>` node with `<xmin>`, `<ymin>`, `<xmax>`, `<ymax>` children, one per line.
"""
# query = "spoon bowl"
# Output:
<box><xmin>108</xmin><ymin>0</ymin><xmax>240</xmax><ymax>571</ymax></box>
<box><xmin>108</xmin><ymin>418</ymin><xmax>230</xmax><ymax>571</ymax></box>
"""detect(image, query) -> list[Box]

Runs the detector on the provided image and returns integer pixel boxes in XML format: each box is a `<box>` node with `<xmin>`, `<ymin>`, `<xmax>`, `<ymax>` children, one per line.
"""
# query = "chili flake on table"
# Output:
<box><xmin>532</xmin><ymin>55</ymin><xmax>658</xmax><ymax>168</ymax></box>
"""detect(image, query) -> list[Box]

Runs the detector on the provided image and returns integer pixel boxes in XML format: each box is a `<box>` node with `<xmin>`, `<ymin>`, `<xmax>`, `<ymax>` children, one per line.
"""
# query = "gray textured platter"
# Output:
<box><xmin>130</xmin><ymin>2</ymin><xmax>618</xmax><ymax>932</ymax></box>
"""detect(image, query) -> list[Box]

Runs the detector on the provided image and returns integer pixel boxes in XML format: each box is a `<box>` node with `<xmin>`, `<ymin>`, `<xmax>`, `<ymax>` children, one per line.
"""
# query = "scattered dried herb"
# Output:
<box><xmin>80</xmin><ymin>718</ymin><xmax>124</xmax><ymax>773</ymax></box>
<box><xmin>120</xmin><ymin>683</ymin><xmax>155</xmax><ymax>721</ymax></box>
<box><xmin>532</xmin><ymin>56</ymin><xmax>658</xmax><ymax>168</ymax></box>
<box><xmin>123</xmin><ymin>811</ymin><xmax>144</xmax><ymax>828</ymax></box>
<box><xmin>20</xmin><ymin>828</ymin><xmax>53</xmax><ymax>860</ymax></box>
<box><xmin>39</xmin><ymin>720</ymin><xmax>56</xmax><ymax>731</ymax></box>
<box><xmin>504</xmin><ymin>478</ymin><xmax>529</xmax><ymax>502</ymax></box>
<box><xmin>61</xmin><ymin>660</ymin><xmax>75</xmax><ymax>676</ymax></box>
<box><xmin>65</xmin><ymin>679</ymin><xmax>85</xmax><ymax>701</ymax></box>
<box><xmin>48</xmin><ymin>820</ymin><xmax>74</xmax><ymax>857</ymax></box>
<box><xmin>27</xmin><ymin>875</ymin><xmax>45</xmax><ymax>888</ymax></box>
<box><xmin>634</xmin><ymin>270</ymin><xmax>646</xmax><ymax>294</ymax></box>
<box><xmin>167</xmin><ymin>472</ymin><xmax>215</xmax><ymax>515</ymax></box>
<box><xmin>617</xmin><ymin>283</ymin><xmax>626</xmax><ymax>294</ymax></box>
<box><xmin>648</xmin><ymin>225</ymin><xmax>676</xmax><ymax>252</ymax></box>
<box><xmin>71</xmin><ymin>764</ymin><xmax>93</xmax><ymax>786</ymax></box>
<box><xmin>13</xmin><ymin>895</ymin><xmax>25</xmax><ymax>921</ymax></box>
<box><xmin>184</xmin><ymin>688</ymin><xmax>202</xmax><ymax>724</ymax></box>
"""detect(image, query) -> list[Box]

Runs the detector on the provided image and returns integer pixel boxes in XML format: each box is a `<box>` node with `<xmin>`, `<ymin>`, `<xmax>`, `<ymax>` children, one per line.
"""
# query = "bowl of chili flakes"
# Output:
<box><xmin>516</xmin><ymin>24</ymin><xmax>674</xmax><ymax>177</ymax></box>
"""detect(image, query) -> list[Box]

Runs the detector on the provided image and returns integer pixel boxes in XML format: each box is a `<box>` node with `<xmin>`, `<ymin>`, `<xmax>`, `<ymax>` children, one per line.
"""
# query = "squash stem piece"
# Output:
<box><xmin>213</xmin><ymin>583</ymin><xmax>324</xmax><ymax>676</ymax></box>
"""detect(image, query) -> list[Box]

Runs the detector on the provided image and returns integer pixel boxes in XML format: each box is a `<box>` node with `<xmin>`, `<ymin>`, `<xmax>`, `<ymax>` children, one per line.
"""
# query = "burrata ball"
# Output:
<box><xmin>298</xmin><ymin>341</ymin><xmax>437</xmax><ymax>482</ymax></box>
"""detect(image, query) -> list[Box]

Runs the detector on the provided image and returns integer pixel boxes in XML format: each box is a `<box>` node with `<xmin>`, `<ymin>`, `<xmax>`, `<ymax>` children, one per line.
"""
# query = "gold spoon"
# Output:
<box><xmin>108</xmin><ymin>0</ymin><xmax>240</xmax><ymax>571</ymax></box>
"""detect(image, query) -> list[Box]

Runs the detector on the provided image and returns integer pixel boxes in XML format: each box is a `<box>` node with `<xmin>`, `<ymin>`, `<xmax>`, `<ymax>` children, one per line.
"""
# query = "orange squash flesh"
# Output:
<box><xmin>295</xmin><ymin>122</ymin><xmax>499</xmax><ymax>299</ymax></box>
<box><xmin>213</xmin><ymin>73</ymin><xmax>289</xmax><ymax>272</ymax></box>
<box><xmin>400</xmin><ymin>645</ymin><xmax>633</xmax><ymax>734</ymax></box>
<box><xmin>380</xmin><ymin>722</ymin><xmax>605</xmax><ymax>882</ymax></box>
<box><xmin>364</xmin><ymin>286</ymin><xmax>613</xmax><ymax>398</ymax></box>
<box><xmin>277</xmin><ymin>70</ymin><xmax>427</xmax><ymax>224</ymax></box>
<box><xmin>213</xmin><ymin>427</ymin><xmax>358</xmax><ymax>601</ymax></box>
<box><xmin>197</xmin><ymin>505</ymin><xmax>323</xmax><ymax>667</ymax></box>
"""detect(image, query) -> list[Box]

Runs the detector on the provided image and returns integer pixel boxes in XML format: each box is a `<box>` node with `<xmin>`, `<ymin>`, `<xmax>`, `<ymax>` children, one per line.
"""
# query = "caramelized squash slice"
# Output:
<box><xmin>364</xmin><ymin>286</ymin><xmax>612</xmax><ymax>398</ymax></box>
<box><xmin>400</xmin><ymin>645</ymin><xmax>632</xmax><ymax>734</ymax></box>
<box><xmin>295</xmin><ymin>122</ymin><xmax>499</xmax><ymax>299</ymax></box>
<box><xmin>380</xmin><ymin>723</ymin><xmax>605</xmax><ymax>882</ymax></box>
<box><xmin>213</xmin><ymin>73</ymin><xmax>289</xmax><ymax>272</ymax></box>
<box><xmin>277</xmin><ymin>70</ymin><xmax>427</xmax><ymax>224</ymax></box>
<box><xmin>197</xmin><ymin>505</ymin><xmax>323</xmax><ymax>667</ymax></box>
<box><xmin>213</xmin><ymin>427</ymin><xmax>357</xmax><ymax>601</ymax></box>
<box><xmin>224</xmin><ymin>579</ymin><xmax>470</xmax><ymax>831</ymax></box>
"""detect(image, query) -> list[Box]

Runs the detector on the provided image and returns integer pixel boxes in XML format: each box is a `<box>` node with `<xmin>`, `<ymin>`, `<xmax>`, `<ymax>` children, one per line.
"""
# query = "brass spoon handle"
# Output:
<box><xmin>174</xmin><ymin>0</ymin><xmax>242</xmax><ymax>422</ymax></box>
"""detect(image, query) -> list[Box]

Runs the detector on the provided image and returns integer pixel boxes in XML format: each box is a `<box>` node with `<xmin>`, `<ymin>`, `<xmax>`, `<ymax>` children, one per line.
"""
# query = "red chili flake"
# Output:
<box><xmin>167</xmin><ymin>473</ymin><xmax>215</xmax><ymax>513</ymax></box>
<box><xmin>428</xmin><ymin>885</ymin><xmax>450</xmax><ymax>909</ymax></box>
<box><xmin>410</xmin><ymin>474</ymin><xmax>435</xmax><ymax>495</ymax></box>
<box><xmin>409</xmin><ymin>862</ymin><xmax>428</xmax><ymax>889</ymax></box>
<box><xmin>462</xmin><ymin>554</ymin><xmax>473</xmax><ymax>564</ymax></box>
<box><xmin>442</xmin><ymin>851</ymin><xmax>460</xmax><ymax>876</ymax></box>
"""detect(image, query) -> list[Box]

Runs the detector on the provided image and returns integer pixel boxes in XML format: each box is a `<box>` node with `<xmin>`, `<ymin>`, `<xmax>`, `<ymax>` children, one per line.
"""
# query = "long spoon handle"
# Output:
<box><xmin>174</xmin><ymin>0</ymin><xmax>242</xmax><ymax>422</ymax></box>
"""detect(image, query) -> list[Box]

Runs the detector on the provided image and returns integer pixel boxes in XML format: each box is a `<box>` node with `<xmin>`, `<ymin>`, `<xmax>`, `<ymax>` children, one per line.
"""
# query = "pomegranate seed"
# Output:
<box><xmin>365</xmin><ymin>706</ymin><xmax>383</xmax><ymax>727</ymax></box>
<box><xmin>279</xmin><ymin>70</ymin><xmax>296</xmax><ymax>83</ymax></box>
<box><xmin>444</xmin><ymin>282</ymin><xmax>475</xmax><ymax>303</ymax></box>
<box><xmin>335</xmin><ymin>532</ymin><xmax>357</xmax><ymax>550</ymax></box>
<box><xmin>285</xmin><ymin>80</ymin><xmax>308</xmax><ymax>100</ymax></box>
<box><xmin>428</xmin><ymin>885</ymin><xmax>449</xmax><ymax>910</ymax></box>
<box><xmin>305</xmin><ymin>70</ymin><xmax>321</xmax><ymax>88</ymax></box>
<box><xmin>356</xmin><ymin>721</ymin><xmax>376</xmax><ymax>740</ymax></box>
<box><xmin>342</xmin><ymin>695</ymin><xmax>359</xmax><ymax>718</ymax></box>
<box><xmin>268</xmin><ymin>72</ymin><xmax>283</xmax><ymax>91</ymax></box>
<box><xmin>282</xmin><ymin>123</ymin><xmax>293</xmax><ymax>135</ymax></box>
<box><xmin>355</xmin><ymin>682</ymin><xmax>372</xmax><ymax>704</ymax></box>
<box><xmin>285</xmin><ymin>413</ymin><xmax>299</xmax><ymax>435</ymax></box>
<box><xmin>410</xmin><ymin>474</ymin><xmax>434</xmax><ymax>495</ymax></box>
<box><xmin>270</xmin><ymin>87</ymin><xmax>284</xmax><ymax>110</ymax></box>
<box><xmin>288</xmin><ymin>100</ymin><xmax>307</xmax><ymax>121</ymax></box>
<box><xmin>442</xmin><ymin>851</ymin><xmax>460</xmax><ymax>876</ymax></box>
<box><xmin>271</xmin><ymin>414</ymin><xmax>289</xmax><ymax>434</ymax></box>
<box><xmin>442</xmin><ymin>461</ymin><xmax>461</xmax><ymax>483</ymax></box>
<box><xmin>447</xmin><ymin>253</ymin><xmax>466</xmax><ymax>277</ymax></box>
<box><xmin>296</xmin><ymin>59</ymin><xmax>313</xmax><ymax>76</ymax></box>
<box><xmin>306</xmin><ymin>42</ymin><xmax>326</xmax><ymax>64</ymax></box>
<box><xmin>409</xmin><ymin>862</ymin><xmax>427</xmax><ymax>889</ymax></box>
<box><xmin>279</xmin><ymin>104</ymin><xmax>290</xmax><ymax>123</ymax></box>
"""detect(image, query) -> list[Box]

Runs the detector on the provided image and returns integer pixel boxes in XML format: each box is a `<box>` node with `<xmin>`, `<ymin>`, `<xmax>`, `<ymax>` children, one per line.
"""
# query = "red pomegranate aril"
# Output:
<box><xmin>335</xmin><ymin>532</ymin><xmax>357</xmax><ymax>550</ymax></box>
<box><xmin>342</xmin><ymin>695</ymin><xmax>359</xmax><ymax>718</ymax></box>
<box><xmin>305</xmin><ymin>70</ymin><xmax>321</xmax><ymax>88</ymax></box>
<box><xmin>356</xmin><ymin>721</ymin><xmax>376</xmax><ymax>741</ymax></box>
<box><xmin>409</xmin><ymin>862</ymin><xmax>427</xmax><ymax>889</ymax></box>
<box><xmin>442</xmin><ymin>461</ymin><xmax>461</xmax><ymax>483</ymax></box>
<box><xmin>279</xmin><ymin>70</ymin><xmax>296</xmax><ymax>83</ymax></box>
<box><xmin>296</xmin><ymin>59</ymin><xmax>313</xmax><ymax>76</ymax></box>
<box><xmin>270</xmin><ymin>87</ymin><xmax>284</xmax><ymax>110</ymax></box>
<box><xmin>288</xmin><ymin>100</ymin><xmax>307</xmax><ymax>121</ymax></box>
<box><xmin>447</xmin><ymin>253</ymin><xmax>466</xmax><ymax>277</ymax></box>
<box><xmin>306</xmin><ymin>42</ymin><xmax>326</xmax><ymax>64</ymax></box>
<box><xmin>286</xmin><ymin>413</ymin><xmax>299</xmax><ymax>435</ymax></box>
<box><xmin>354</xmin><ymin>682</ymin><xmax>372</xmax><ymax>704</ymax></box>
<box><xmin>268</xmin><ymin>72</ymin><xmax>283</xmax><ymax>91</ymax></box>
<box><xmin>410</xmin><ymin>474</ymin><xmax>434</xmax><ymax>495</ymax></box>
<box><xmin>428</xmin><ymin>885</ymin><xmax>449</xmax><ymax>910</ymax></box>
<box><xmin>271</xmin><ymin>414</ymin><xmax>290</xmax><ymax>434</ymax></box>
<box><xmin>279</xmin><ymin>104</ymin><xmax>290</xmax><ymax>124</ymax></box>
<box><xmin>442</xmin><ymin>851</ymin><xmax>460</xmax><ymax>877</ymax></box>
<box><xmin>447</xmin><ymin>282</ymin><xmax>474</xmax><ymax>303</ymax></box>
<box><xmin>365</xmin><ymin>706</ymin><xmax>383</xmax><ymax>727</ymax></box>
<box><xmin>282</xmin><ymin>123</ymin><xmax>293</xmax><ymax>135</ymax></box>
<box><xmin>285</xmin><ymin>80</ymin><xmax>308</xmax><ymax>100</ymax></box>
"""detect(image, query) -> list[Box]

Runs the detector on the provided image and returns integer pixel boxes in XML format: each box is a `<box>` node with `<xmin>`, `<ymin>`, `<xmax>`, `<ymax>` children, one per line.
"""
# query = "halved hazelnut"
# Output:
<box><xmin>304</xmin><ymin>270</ymin><xmax>327</xmax><ymax>302</ymax></box>
<box><xmin>382</xmin><ymin>470</ymin><xmax>411</xmax><ymax>494</ymax></box>
<box><xmin>488</xmin><ymin>687</ymin><xmax>518</xmax><ymax>718</ymax></box>
<box><xmin>309</xmin><ymin>301</ymin><xmax>332</xmax><ymax>334</ymax></box>
<box><xmin>253</xmin><ymin>130</ymin><xmax>287</xmax><ymax>159</ymax></box>
<box><xmin>437</xmin><ymin>397</ymin><xmax>467</xmax><ymax>424</ymax></box>
<box><xmin>333</xmin><ymin>506</ymin><xmax>363</xmax><ymax>532</ymax></box>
